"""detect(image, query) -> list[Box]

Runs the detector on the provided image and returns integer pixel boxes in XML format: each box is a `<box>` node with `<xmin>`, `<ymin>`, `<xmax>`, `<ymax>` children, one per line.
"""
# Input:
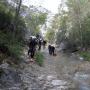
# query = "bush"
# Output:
<box><xmin>8</xmin><ymin>43</ymin><xmax>23</xmax><ymax>60</ymax></box>
<box><xmin>0</xmin><ymin>31</ymin><xmax>24</xmax><ymax>63</ymax></box>
<box><xmin>79</xmin><ymin>51</ymin><xmax>90</xmax><ymax>61</ymax></box>
<box><xmin>35</xmin><ymin>51</ymin><xmax>44</xmax><ymax>66</ymax></box>
<box><xmin>0</xmin><ymin>0</ymin><xmax>26</xmax><ymax>65</ymax></box>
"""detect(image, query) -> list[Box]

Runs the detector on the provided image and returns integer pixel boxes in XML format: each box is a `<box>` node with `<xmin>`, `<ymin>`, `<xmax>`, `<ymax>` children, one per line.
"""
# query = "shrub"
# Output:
<box><xmin>0</xmin><ymin>31</ymin><xmax>24</xmax><ymax>63</ymax></box>
<box><xmin>35</xmin><ymin>51</ymin><xmax>44</xmax><ymax>66</ymax></box>
<box><xmin>79</xmin><ymin>51</ymin><xmax>90</xmax><ymax>61</ymax></box>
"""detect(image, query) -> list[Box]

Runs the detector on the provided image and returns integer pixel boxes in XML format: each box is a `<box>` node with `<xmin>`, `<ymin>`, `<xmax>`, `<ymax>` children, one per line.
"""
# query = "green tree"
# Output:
<box><xmin>45</xmin><ymin>29</ymin><xmax>55</xmax><ymax>43</ymax></box>
<box><xmin>67</xmin><ymin>0</ymin><xmax>90</xmax><ymax>48</ymax></box>
<box><xmin>25</xmin><ymin>8</ymin><xmax>47</xmax><ymax>35</ymax></box>
<box><xmin>0</xmin><ymin>0</ymin><xmax>26</xmax><ymax>63</ymax></box>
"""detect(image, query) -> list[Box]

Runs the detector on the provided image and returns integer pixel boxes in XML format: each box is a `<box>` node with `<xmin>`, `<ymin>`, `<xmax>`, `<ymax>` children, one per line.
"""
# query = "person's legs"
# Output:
<box><xmin>52</xmin><ymin>47</ymin><xmax>55</xmax><ymax>56</ymax></box>
<box><xmin>52</xmin><ymin>49</ymin><xmax>54</xmax><ymax>56</ymax></box>
<box><xmin>31</xmin><ymin>48</ymin><xmax>36</xmax><ymax>59</ymax></box>
<box><xmin>48</xmin><ymin>45</ymin><xmax>53</xmax><ymax>55</ymax></box>
<box><xmin>51</xmin><ymin>48</ymin><xmax>53</xmax><ymax>55</ymax></box>
<box><xmin>38</xmin><ymin>45</ymin><xmax>41</xmax><ymax>50</ymax></box>
<box><xmin>51</xmin><ymin>49</ymin><xmax>53</xmax><ymax>55</ymax></box>
<box><xmin>28</xmin><ymin>49</ymin><xmax>30</xmax><ymax>55</ymax></box>
<box><xmin>49</xmin><ymin>49</ymin><xmax>51</xmax><ymax>55</ymax></box>
<box><xmin>48</xmin><ymin>47</ymin><xmax>51</xmax><ymax>55</ymax></box>
<box><xmin>29</xmin><ymin>49</ymin><xmax>34</xmax><ymax>62</ymax></box>
<box><xmin>31</xmin><ymin>53</ymin><xmax>34</xmax><ymax>58</ymax></box>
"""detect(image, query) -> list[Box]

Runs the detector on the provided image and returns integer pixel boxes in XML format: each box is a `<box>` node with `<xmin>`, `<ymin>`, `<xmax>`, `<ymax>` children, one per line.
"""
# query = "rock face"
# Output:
<box><xmin>0</xmin><ymin>63</ymin><xmax>22</xmax><ymax>90</ymax></box>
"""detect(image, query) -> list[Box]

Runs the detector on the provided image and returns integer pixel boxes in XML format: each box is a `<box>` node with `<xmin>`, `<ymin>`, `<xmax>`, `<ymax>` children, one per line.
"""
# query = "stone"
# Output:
<box><xmin>37</xmin><ymin>75</ymin><xmax>45</xmax><ymax>80</ymax></box>
<box><xmin>49</xmin><ymin>86</ymin><xmax>68</xmax><ymax>90</ymax></box>
<box><xmin>9</xmin><ymin>87</ymin><xmax>20</xmax><ymax>90</ymax></box>
<box><xmin>51</xmin><ymin>80</ymin><xmax>67</xmax><ymax>86</ymax></box>
<box><xmin>79</xmin><ymin>57</ymin><xmax>84</xmax><ymax>61</ymax></box>
<box><xmin>47</xmin><ymin>75</ymin><xmax>57</xmax><ymax>81</ymax></box>
<box><xmin>74</xmin><ymin>72</ymin><xmax>90</xmax><ymax>81</ymax></box>
<box><xmin>0</xmin><ymin>63</ymin><xmax>9</xmax><ymax>69</ymax></box>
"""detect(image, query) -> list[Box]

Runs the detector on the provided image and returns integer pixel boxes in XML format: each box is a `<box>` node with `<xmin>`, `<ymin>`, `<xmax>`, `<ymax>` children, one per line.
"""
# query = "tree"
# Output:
<box><xmin>45</xmin><ymin>28</ymin><xmax>55</xmax><ymax>44</ymax></box>
<box><xmin>0</xmin><ymin>0</ymin><xmax>26</xmax><ymax>61</ymax></box>
<box><xmin>67</xmin><ymin>0</ymin><xmax>90</xmax><ymax>48</ymax></box>
<box><xmin>50</xmin><ymin>0</ymin><xmax>90</xmax><ymax>51</ymax></box>
<box><xmin>25</xmin><ymin>6</ymin><xmax>47</xmax><ymax>36</ymax></box>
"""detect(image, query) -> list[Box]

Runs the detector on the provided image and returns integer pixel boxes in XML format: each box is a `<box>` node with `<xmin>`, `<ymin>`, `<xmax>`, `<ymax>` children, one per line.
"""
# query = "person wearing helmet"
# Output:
<box><xmin>28</xmin><ymin>37</ymin><xmax>37</xmax><ymax>61</ymax></box>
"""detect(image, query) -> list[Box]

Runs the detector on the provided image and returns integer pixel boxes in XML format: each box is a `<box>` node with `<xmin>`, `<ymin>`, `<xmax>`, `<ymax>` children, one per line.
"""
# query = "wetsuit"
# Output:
<box><xmin>28</xmin><ymin>39</ymin><xmax>37</xmax><ymax>58</ymax></box>
<box><xmin>38</xmin><ymin>40</ymin><xmax>42</xmax><ymax>51</ymax></box>
<box><xmin>43</xmin><ymin>40</ymin><xmax>47</xmax><ymax>49</ymax></box>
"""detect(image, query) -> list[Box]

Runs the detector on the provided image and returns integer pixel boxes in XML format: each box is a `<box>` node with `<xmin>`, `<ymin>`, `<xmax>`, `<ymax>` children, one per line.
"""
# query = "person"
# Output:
<box><xmin>38</xmin><ymin>39</ymin><xmax>42</xmax><ymax>51</ymax></box>
<box><xmin>48</xmin><ymin>45</ymin><xmax>52</xmax><ymax>55</ymax></box>
<box><xmin>42</xmin><ymin>40</ymin><xmax>47</xmax><ymax>49</ymax></box>
<box><xmin>48</xmin><ymin>44</ymin><xmax>56</xmax><ymax>56</ymax></box>
<box><xmin>51</xmin><ymin>45</ymin><xmax>56</xmax><ymax>56</ymax></box>
<box><xmin>28</xmin><ymin>37</ymin><xmax>37</xmax><ymax>61</ymax></box>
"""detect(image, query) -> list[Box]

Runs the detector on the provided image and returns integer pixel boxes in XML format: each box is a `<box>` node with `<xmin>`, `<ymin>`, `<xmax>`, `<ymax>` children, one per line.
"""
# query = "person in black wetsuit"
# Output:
<box><xmin>28</xmin><ymin>37</ymin><xmax>37</xmax><ymax>61</ymax></box>
<box><xmin>38</xmin><ymin>39</ymin><xmax>42</xmax><ymax>51</ymax></box>
<box><xmin>48</xmin><ymin>45</ymin><xmax>52</xmax><ymax>55</ymax></box>
<box><xmin>48</xmin><ymin>44</ymin><xmax>56</xmax><ymax>56</ymax></box>
<box><xmin>42</xmin><ymin>40</ymin><xmax>47</xmax><ymax>49</ymax></box>
<box><xmin>51</xmin><ymin>45</ymin><xmax>55</xmax><ymax>56</ymax></box>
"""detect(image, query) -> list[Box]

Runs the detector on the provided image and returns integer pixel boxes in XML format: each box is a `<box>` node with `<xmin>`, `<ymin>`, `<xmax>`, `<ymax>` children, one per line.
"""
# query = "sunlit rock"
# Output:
<box><xmin>51</xmin><ymin>80</ymin><xmax>67</xmax><ymax>86</ymax></box>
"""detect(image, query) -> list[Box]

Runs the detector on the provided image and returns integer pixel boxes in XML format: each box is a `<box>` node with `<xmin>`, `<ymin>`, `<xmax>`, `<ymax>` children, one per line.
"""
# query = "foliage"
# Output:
<box><xmin>56</xmin><ymin>15</ymin><xmax>68</xmax><ymax>44</ymax></box>
<box><xmin>0</xmin><ymin>31</ymin><xmax>23</xmax><ymax>59</ymax></box>
<box><xmin>54</xmin><ymin>0</ymin><xmax>90</xmax><ymax>51</ymax></box>
<box><xmin>79</xmin><ymin>51</ymin><xmax>90</xmax><ymax>61</ymax></box>
<box><xmin>0</xmin><ymin>0</ymin><xmax>47</xmax><ymax>65</ymax></box>
<box><xmin>45</xmin><ymin>14</ymin><xmax>60</xmax><ymax>44</ymax></box>
<box><xmin>35</xmin><ymin>51</ymin><xmax>44</xmax><ymax>66</ymax></box>
<box><xmin>66</xmin><ymin>0</ymin><xmax>90</xmax><ymax>49</ymax></box>
<box><xmin>25</xmin><ymin>10</ymin><xmax>47</xmax><ymax>36</ymax></box>
<box><xmin>45</xmin><ymin>29</ymin><xmax>55</xmax><ymax>43</ymax></box>
<box><xmin>0</xmin><ymin>0</ymin><xmax>26</xmax><ymax>63</ymax></box>
<box><xmin>81</xmin><ymin>14</ymin><xmax>90</xmax><ymax>48</ymax></box>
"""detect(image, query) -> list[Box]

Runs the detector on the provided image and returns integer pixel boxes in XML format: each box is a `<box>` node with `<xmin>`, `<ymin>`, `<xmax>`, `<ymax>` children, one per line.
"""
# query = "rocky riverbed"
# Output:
<box><xmin>0</xmin><ymin>48</ymin><xmax>90</xmax><ymax>90</ymax></box>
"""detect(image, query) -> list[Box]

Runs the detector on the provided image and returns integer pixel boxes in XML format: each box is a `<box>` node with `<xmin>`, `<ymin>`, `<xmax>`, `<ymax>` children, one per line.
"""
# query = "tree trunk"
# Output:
<box><xmin>12</xmin><ymin>0</ymin><xmax>22</xmax><ymax>38</ymax></box>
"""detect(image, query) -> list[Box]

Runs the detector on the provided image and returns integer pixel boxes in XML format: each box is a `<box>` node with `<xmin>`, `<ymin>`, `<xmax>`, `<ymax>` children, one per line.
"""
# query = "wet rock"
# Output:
<box><xmin>8</xmin><ymin>87</ymin><xmax>21</xmax><ymax>90</ymax></box>
<box><xmin>79</xmin><ymin>83</ymin><xmax>90</xmax><ymax>90</ymax></box>
<box><xmin>73</xmin><ymin>72</ymin><xmax>90</xmax><ymax>90</ymax></box>
<box><xmin>79</xmin><ymin>57</ymin><xmax>84</xmax><ymax>61</ymax></box>
<box><xmin>49</xmin><ymin>86</ymin><xmax>68</xmax><ymax>90</ymax></box>
<box><xmin>0</xmin><ymin>63</ymin><xmax>9</xmax><ymax>69</ymax></box>
<box><xmin>38</xmin><ymin>75</ymin><xmax>45</xmax><ymax>80</ymax></box>
<box><xmin>51</xmin><ymin>80</ymin><xmax>67</xmax><ymax>86</ymax></box>
<box><xmin>0</xmin><ymin>63</ymin><xmax>22</xmax><ymax>90</ymax></box>
<box><xmin>47</xmin><ymin>75</ymin><xmax>57</xmax><ymax>81</ymax></box>
<box><xmin>74</xmin><ymin>72</ymin><xmax>90</xmax><ymax>81</ymax></box>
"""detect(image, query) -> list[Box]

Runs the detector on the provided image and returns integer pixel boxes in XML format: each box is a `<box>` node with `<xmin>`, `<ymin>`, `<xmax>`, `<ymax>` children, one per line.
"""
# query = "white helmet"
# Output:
<box><xmin>30</xmin><ymin>36</ymin><xmax>36</xmax><ymax>39</ymax></box>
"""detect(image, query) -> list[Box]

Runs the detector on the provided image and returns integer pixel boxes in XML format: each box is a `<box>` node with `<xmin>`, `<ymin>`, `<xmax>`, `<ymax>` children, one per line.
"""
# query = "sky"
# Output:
<box><xmin>23</xmin><ymin>0</ymin><xmax>61</xmax><ymax>14</ymax></box>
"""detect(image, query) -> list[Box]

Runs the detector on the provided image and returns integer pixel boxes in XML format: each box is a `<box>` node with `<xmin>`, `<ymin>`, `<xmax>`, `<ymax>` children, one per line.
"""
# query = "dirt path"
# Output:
<box><xmin>55</xmin><ymin>53</ymin><xmax>90</xmax><ymax>90</ymax></box>
<box><xmin>37</xmin><ymin>48</ymin><xmax>90</xmax><ymax>90</ymax></box>
<box><xmin>21</xmin><ymin>48</ymin><xmax>90</xmax><ymax>90</ymax></box>
<box><xmin>1</xmin><ymin>48</ymin><xmax>90</xmax><ymax>90</ymax></box>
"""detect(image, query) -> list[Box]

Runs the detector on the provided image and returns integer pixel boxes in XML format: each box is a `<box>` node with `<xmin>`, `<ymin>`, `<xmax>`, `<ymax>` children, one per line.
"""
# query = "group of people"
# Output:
<box><xmin>28</xmin><ymin>36</ymin><xmax>47</xmax><ymax>61</ymax></box>
<box><xmin>27</xmin><ymin>36</ymin><xmax>56</xmax><ymax>62</ymax></box>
